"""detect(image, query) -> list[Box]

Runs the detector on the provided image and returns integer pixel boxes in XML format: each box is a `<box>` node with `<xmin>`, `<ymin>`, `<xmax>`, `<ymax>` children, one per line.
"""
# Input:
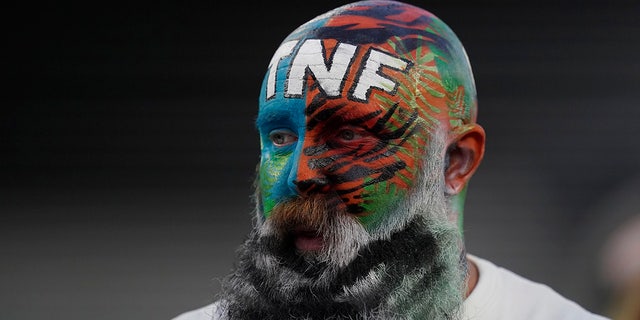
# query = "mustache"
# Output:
<box><xmin>269</xmin><ymin>194</ymin><xmax>345</xmax><ymax>233</ymax></box>
<box><xmin>222</xmin><ymin>215</ymin><xmax>463</xmax><ymax>320</ymax></box>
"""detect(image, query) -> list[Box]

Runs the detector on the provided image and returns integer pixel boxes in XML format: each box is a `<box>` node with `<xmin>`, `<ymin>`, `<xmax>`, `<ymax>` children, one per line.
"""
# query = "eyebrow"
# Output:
<box><xmin>255</xmin><ymin>102</ymin><xmax>306</xmax><ymax>132</ymax></box>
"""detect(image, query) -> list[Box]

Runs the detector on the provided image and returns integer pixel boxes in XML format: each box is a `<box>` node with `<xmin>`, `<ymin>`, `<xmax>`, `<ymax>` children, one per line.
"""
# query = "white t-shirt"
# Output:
<box><xmin>171</xmin><ymin>301</ymin><xmax>222</xmax><ymax>320</ymax></box>
<box><xmin>171</xmin><ymin>255</ymin><xmax>610</xmax><ymax>320</ymax></box>
<box><xmin>462</xmin><ymin>255</ymin><xmax>609</xmax><ymax>319</ymax></box>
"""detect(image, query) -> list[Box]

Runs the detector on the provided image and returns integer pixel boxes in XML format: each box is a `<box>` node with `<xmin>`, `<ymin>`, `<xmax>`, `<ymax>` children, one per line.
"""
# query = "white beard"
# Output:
<box><xmin>218</xmin><ymin>132</ymin><xmax>467</xmax><ymax>319</ymax></box>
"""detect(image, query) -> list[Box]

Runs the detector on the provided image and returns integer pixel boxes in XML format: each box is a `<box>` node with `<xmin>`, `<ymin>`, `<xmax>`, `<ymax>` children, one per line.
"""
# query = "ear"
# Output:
<box><xmin>445</xmin><ymin>125</ymin><xmax>486</xmax><ymax>195</ymax></box>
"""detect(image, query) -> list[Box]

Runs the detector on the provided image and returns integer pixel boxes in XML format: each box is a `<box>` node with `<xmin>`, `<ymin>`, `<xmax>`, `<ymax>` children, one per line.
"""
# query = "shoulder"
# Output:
<box><xmin>171</xmin><ymin>300</ymin><xmax>226</xmax><ymax>320</ymax></box>
<box><xmin>462</xmin><ymin>255</ymin><xmax>610</xmax><ymax>320</ymax></box>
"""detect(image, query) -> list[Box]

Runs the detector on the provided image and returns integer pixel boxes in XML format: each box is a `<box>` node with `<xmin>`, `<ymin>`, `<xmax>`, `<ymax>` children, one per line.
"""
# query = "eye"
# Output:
<box><xmin>338</xmin><ymin>129</ymin><xmax>356</xmax><ymax>141</ymax></box>
<box><xmin>332</xmin><ymin>126</ymin><xmax>371</xmax><ymax>146</ymax></box>
<box><xmin>269</xmin><ymin>129</ymin><xmax>297</xmax><ymax>147</ymax></box>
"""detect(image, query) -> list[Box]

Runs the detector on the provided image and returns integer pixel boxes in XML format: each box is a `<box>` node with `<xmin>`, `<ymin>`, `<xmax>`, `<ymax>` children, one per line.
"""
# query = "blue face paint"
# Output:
<box><xmin>256</xmin><ymin>49</ymin><xmax>306</xmax><ymax>218</ymax></box>
<box><xmin>254</xmin><ymin>1</ymin><xmax>479</xmax><ymax>228</ymax></box>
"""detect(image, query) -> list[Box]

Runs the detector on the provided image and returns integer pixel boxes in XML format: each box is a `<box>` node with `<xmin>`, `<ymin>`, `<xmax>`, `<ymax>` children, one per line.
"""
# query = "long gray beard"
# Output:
<box><xmin>217</xmin><ymin>134</ymin><xmax>466</xmax><ymax>319</ymax></box>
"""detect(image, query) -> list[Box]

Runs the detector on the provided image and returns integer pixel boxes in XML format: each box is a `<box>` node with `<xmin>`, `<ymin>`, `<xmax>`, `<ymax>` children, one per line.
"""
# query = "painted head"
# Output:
<box><xmin>220</xmin><ymin>1</ymin><xmax>485</xmax><ymax>318</ymax></box>
<box><xmin>256</xmin><ymin>0</ymin><xmax>484</xmax><ymax>235</ymax></box>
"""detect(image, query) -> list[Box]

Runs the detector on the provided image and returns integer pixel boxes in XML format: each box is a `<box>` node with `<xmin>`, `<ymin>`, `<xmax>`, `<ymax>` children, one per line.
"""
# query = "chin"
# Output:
<box><xmin>218</xmin><ymin>199</ymin><xmax>466</xmax><ymax>320</ymax></box>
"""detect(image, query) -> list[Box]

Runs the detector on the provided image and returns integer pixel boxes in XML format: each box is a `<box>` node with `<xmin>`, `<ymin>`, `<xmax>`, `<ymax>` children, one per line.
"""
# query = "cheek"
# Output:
<box><xmin>359</xmin><ymin>161</ymin><xmax>417</xmax><ymax>218</ymax></box>
<box><xmin>260</xmin><ymin>154</ymin><xmax>288</xmax><ymax>189</ymax></box>
<box><xmin>259</xmin><ymin>150</ymin><xmax>296</xmax><ymax>217</ymax></box>
<box><xmin>330</xmin><ymin>147</ymin><xmax>419</xmax><ymax>209</ymax></box>
<box><xmin>340</xmin><ymin>145</ymin><xmax>423</xmax><ymax>228</ymax></box>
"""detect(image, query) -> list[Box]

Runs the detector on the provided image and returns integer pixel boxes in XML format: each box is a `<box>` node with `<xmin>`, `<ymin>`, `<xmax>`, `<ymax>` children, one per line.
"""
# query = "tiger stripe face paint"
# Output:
<box><xmin>256</xmin><ymin>0</ymin><xmax>477</xmax><ymax>231</ymax></box>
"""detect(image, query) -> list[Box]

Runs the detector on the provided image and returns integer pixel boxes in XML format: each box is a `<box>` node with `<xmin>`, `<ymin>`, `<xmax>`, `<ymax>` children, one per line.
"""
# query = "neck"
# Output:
<box><xmin>464</xmin><ymin>256</ymin><xmax>479</xmax><ymax>298</ymax></box>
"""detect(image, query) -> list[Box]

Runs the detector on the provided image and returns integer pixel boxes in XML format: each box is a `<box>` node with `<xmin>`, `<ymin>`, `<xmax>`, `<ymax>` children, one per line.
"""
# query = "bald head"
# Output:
<box><xmin>256</xmin><ymin>0</ymin><xmax>484</xmax><ymax>229</ymax></box>
<box><xmin>220</xmin><ymin>2</ymin><xmax>481</xmax><ymax>318</ymax></box>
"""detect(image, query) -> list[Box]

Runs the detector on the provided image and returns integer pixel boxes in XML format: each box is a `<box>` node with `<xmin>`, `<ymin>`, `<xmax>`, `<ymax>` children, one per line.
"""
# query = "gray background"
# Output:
<box><xmin>3</xmin><ymin>0</ymin><xmax>639</xmax><ymax>319</ymax></box>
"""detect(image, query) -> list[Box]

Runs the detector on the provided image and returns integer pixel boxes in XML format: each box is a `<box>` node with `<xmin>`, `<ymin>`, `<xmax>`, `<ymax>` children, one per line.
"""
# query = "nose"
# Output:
<box><xmin>288</xmin><ymin>150</ymin><xmax>331</xmax><ymax>195</ymax></box>
<box><xmin>294</xmin><ymin>177</ymin><xmax>330</xmax><ymax>194</ymax></box>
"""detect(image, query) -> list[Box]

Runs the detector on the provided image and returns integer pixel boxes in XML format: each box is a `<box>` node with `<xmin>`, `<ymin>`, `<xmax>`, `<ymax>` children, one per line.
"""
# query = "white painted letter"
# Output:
<box><xmin>352</xmin><ymin>49</ymin><xmax>409</xmax><ymax>101</ymax></box>
<box><xmin>266</xmin><ymin>40</ymin><xmax>298</xmax><ymax>100</ymax></box>
<box><xmin>286</xmin><ymin>40</ymin><xmax>357</xmax><ymax>98</ymax></box>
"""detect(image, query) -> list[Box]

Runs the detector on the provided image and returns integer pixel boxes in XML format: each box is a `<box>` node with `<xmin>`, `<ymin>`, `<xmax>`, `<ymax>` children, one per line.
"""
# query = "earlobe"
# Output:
<box><xmin>444</xmin><ymin>125</ymin><xmax>486</xmax><ymax>194</ymax></box>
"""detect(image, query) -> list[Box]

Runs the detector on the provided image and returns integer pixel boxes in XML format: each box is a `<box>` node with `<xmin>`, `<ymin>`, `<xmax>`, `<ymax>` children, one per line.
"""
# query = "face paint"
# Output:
<box><xmin>256</xmin><ymin>0</ymin><xmax>476</xmax><ymax>231</ymax></box>
<box><xmin>221</xmin><ymin>2</ymin><xmax>481</xmax><ymax>318</ymax></box>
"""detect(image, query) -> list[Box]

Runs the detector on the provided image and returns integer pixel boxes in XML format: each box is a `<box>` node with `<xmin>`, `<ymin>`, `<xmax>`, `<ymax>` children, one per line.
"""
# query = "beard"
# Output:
<box><xmin>217</xmin><ymin>137</ymin><xmax>467</xmax><ymax>320</ymax></box>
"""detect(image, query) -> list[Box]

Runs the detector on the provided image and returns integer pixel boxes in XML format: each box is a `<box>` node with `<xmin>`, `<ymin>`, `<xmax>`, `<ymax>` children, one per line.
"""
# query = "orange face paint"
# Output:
<box><xmin>256</xmin><ymin>1</ymin><xmax>476</xmax><ymax>230</ymax></box>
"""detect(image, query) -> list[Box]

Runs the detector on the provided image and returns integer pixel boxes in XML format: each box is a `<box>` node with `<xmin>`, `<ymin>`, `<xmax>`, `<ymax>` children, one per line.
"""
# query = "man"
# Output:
<box><xmin>173</xmin><ymin>1</ymin><xmax>609</xmax><ymax>319</ymax></box>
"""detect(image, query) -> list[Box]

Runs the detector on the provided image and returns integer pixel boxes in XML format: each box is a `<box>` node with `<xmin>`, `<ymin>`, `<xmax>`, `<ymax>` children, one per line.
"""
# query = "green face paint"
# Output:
<box><xmin>256</xmin><ymin>0</ymin><xmax>479</xmax><ymax>231</ymax></box>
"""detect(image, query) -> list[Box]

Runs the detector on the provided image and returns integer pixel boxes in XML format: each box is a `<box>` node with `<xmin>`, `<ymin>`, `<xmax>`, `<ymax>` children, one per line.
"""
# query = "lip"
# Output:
<box><xmin>291</xmin><ymin>229</ymin><xmax>324</xmax><ymax>251</ymax></box>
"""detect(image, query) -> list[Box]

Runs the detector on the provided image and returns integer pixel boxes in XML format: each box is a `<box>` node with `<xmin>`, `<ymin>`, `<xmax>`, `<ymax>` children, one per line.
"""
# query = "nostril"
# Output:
<box><xmin>294</xmin><ymin>178</ymin><xmax>330</xmax><ymax>194</ymax></box>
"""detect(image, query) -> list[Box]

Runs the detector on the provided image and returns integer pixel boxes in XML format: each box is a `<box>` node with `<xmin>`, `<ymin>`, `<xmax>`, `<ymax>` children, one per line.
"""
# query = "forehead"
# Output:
<box><xmin>257</xmin><ymin>1</ymin><xmax>474</xmax><ymax>132</ymax></box>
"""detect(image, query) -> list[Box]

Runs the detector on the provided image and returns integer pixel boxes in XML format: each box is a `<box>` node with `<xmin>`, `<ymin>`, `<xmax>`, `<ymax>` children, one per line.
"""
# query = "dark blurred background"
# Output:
<box><xmin>2</xmin><ymin>0</ymin><xmax>639</xmax><ymax>319</ymax></box>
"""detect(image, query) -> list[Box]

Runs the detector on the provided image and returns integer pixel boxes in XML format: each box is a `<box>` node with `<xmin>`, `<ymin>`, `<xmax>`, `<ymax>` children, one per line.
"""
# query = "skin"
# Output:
<box><xmin>466</xmin><ymin>259</ymin><xmax>479</xmax><ymax>297</ymax></box>
<box><xmin>221</xmin><ymin>1</ymin><xmax>486</xmax><ymax>318</ymax></box>
<box><xmin>256</xmin><ymin>0</ymin><xmax>484</xmax><ymax>251</ymax></box>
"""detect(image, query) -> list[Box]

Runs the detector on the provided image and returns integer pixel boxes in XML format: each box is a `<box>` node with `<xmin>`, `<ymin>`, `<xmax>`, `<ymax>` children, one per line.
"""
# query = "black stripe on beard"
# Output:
<box><xmin>220</xmin><ymin>217</ymin><xmax>449</xmax><ymax>320</ymax></box>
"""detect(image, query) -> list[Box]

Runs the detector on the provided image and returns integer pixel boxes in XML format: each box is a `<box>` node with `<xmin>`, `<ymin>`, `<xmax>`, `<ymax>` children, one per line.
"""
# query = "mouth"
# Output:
<box><xmin>291</xmin><ymin>228</ymin><xmax>324</xmax><ymax>252</ymax></box>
